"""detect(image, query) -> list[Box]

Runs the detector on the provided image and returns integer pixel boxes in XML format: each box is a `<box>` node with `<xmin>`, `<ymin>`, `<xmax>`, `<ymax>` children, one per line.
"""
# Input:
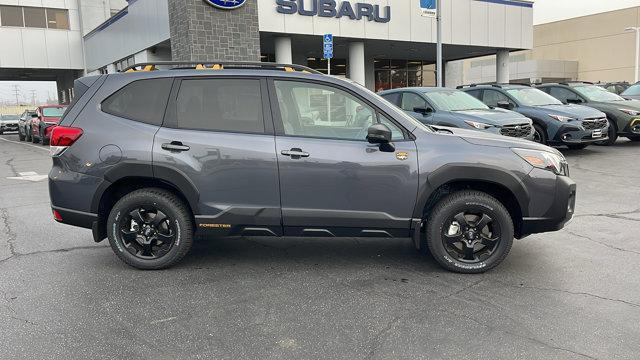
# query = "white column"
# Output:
<box><xmin>275</xmin><ymin>37</ymin><xmax>292</xmax><ymax>64</ymax></box>
<box><xmin>348</xmin><ymin>42</ymin><xmax>365</xmax><ymax>86</ymax></box>
<box><xmin>496</xmin><ymin>49</ymin><xmax>510</xmax><ymax>84</ymax></box>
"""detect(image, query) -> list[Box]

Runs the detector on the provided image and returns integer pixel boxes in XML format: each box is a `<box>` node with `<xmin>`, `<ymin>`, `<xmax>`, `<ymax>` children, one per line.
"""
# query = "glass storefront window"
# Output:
<box><xmin>23</xmin><ymin>7</ymin><xmax>46</xmax><ymax>28</ymax></box>
<box><xmin>307</xmin><ymin>58</ymin><xmax>347</xmax><ymax>76</ymax></box>
<box><xmin>0</xmin><ymin>6</ymin><xmax>24</xmax><ymax>27</ymax></box>
<box><xmin>375</xmin><ymin>60</ymin><xmax>437</xmax><ymax>91</ymax></box>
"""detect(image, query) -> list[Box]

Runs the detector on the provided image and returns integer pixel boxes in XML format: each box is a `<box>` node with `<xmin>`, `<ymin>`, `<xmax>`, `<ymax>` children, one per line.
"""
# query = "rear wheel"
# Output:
<box><xmin>31</xmin><ymin>127</ymin><xmax>39</xmax><ymax>143</ymax></box>
<box><xmin>25</xmin><ymin>127</ymin><xmax>31</xmax><ymax>142</ymax></box>
<box><xmin>107</xmin><ymin>188</ymin><xmax>194</xmax><ymax>270</ymax></box>
<box><xmin>425</xmin><ymin>191</ymin><xmax>514</xmax><ymax>274</ymax></box>
<box><xmin>532</xmin><ymin>124</ymin><xmax>547</xmax><ymax>145</ymax></box>
<box><xmin>595</xmin><ymin>119</ymin><xmax>618</xmax><ymax>146</ymax></box>
<box><xmin>18</xmin><ymin>127</ymin><xmax>25</xmax><ymax>141</ymax></box>
<box><xmin>567</xmin><ymin>144</ymin><xmax>588</xmax><ymax>150</ymax></box>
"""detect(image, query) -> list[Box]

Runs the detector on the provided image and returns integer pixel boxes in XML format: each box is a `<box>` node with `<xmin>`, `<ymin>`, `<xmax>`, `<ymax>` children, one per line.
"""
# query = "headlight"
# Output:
<box><xmin>512</xmin><ymin>148</ymin><xmax>568</xmax><ymax>176</ymax></box>
<box><xmin>548</xmin><ymin>114</ymin><xmax>575</xmax><ymax>122</ymax></box>
<box><xmin>464</xmin><ymin>120</ymin><xmax>493</xmax><ymax>129</ymax></box>
<box><xmin>618</xmin><ymin>108</ymin><xmax>640</xmax><ymax>116</ymax></box>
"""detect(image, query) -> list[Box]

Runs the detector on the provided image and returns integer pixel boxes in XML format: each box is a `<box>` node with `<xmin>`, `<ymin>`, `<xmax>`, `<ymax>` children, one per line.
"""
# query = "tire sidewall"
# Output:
<box><xmin>532</xmin><ymin>124</ymin><xmax>547</xmax><ymax>144</ymax></box>
<box><xmin>427</xmin><ymin>194</ymin><xmax>513</xmax><ymax>273</ymax></box>
<box><xmin>107</xmin><ymin>191</ymin><xmax>191</xmax><ymax>269</ymax></box>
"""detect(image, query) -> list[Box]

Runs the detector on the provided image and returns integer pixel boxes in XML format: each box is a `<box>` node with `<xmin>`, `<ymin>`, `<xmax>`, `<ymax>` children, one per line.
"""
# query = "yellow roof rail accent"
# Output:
<box><xmin>196</xmin><ymin>64</ymin><xmax>223</xmax><ymax>70</ymax></box>
<box><xmin>124</xmin><ymin>65</ymin><xmax>156</xmax><ymax>72</ymax></box>
<box><xmin>284</xmin><ymin>66</ymin><xmax>295</xmax><ymax>72</ymax></box>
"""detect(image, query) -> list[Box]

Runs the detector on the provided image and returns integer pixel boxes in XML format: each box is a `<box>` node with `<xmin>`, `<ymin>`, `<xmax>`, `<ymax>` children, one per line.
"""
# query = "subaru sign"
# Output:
<box><xmin>204</xmin><ymin>0</ymin><xmax>247</xmax><ymax>10</ymax></box>
<box><xmin>276</xmin><ymin>0</ymin><xmax>391</xmax><ymax>23</ymax></box>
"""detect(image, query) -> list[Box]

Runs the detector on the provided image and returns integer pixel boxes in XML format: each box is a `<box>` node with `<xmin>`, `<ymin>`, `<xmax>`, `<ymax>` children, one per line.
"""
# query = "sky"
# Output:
<box><xmin>0</xmin><ymin>81</ymin><xmax>57</xmax><ymax>107</ymax></box>
<box><xmin>533</xmin><ymin>0</ymin><xmax>640</xmax><ymax>24</ymax></box>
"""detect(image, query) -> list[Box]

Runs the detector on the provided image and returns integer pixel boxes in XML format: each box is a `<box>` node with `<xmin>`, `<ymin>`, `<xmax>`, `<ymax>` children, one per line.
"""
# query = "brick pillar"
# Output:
<box><xmin>168</xmin><ymin>0</ymin><xmax>261</xmax><ymax>62</ymax></box>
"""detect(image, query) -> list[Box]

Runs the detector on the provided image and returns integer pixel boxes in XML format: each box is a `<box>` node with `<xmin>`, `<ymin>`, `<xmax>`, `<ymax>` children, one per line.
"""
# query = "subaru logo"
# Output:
<box><xmin>204</xmin><ymin>0</ymin><xmax>247</xmax><ymax>9</ymax></box>
<box><xmin>515</xmin><ymin>126</ymin><xmax>521</xmax><ymax>131</ymax></box>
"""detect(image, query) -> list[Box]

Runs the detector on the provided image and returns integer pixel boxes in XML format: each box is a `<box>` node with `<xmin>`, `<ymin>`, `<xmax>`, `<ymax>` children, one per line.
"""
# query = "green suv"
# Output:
<box><xmin>537</xmin><ymin>82</ymin><xmax>640</xmax><ymax>144</ymax></box>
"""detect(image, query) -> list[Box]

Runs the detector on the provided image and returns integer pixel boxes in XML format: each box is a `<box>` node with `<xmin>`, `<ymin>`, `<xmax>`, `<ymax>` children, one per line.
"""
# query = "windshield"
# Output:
<box><xmin>423</xmin><ymin>90</ymin><xmax>489</xmax><ymax>111</ymax></box>
<box><xmin>622</xmin><ymin>84</ymin><xmax>640</xmax><ymax>96</ymax></box>
<box><xmin>574</xmin><ymin>85</ymin><xmax>625</xmax><ymax>102</ymax></box>
<box><xmin>42</xmin><ymin>107</ymin><xmax>67</xmax><ymax>117</ymax></box>
<box><xmin>506</xmin><ymin>88</ymin><xmax>562</xmax><ymax>106</ymax></box>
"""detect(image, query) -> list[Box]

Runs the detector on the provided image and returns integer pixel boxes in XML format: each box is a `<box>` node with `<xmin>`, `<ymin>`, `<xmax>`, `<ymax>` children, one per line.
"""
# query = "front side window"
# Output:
<box><xmin>424</xmin><ymin>90</ymin><xmax>489</xmax><ymax>111</ymax></box>
<box><xmin>274</xmin><ymin>80</ymin><xmax>404</xmax><ymax>141</ymax></box>
<box><xmin>622</xmin><ymin>84</ymin><xmax>640</xmax><ymax>96</ymax></box>
<box><xmin>401</xmin><ymin>92</ymin><xmax>427</xmax><ymax>112</ymax></box>
<box><xmin>176</xmin><ymin>78</ymin><xmax>265</xmax><ymax>133</ymax></box>
<box><xmin>505</xmin><ymin>88</ymin><xmax>562</xmax><ymax>106</ymax></box>
<box><xmin>482</xmin><ymin>90</ymin><xmax>512</xmax><ymax>108</ymax></box>
<box><xmin>548</xmin><ymin>87</ymin><xmax>582</xmax><ymax>104</ymax></box>
<box><xmin>573</xmin><ymin>85</ymin><xmax>625</xmax><ymax>102</ymax></box>
<box><xmin>102</xmin><ymin>78</ymin><xmax>173</xmax><ymax>126</ymax></box>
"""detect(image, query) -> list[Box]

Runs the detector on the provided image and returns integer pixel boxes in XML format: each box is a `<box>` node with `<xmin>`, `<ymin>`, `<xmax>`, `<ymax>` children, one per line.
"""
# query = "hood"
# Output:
<box><xmin>448</xmin><ymin>108</ymin><xmax>530</xmax><ymax>126</ymax></box>
<box><xmin>593</xmin><ymin>99</ymin><xmax>640</xmax><ymax>110</ymax></box>
<box><xmin>431</xmin><ymin>125</ymin><xmax>560</xmax><ymax>154</ymax></box>
<box><xmin>535</xmin><ymin>104</ymin><xmax>604</xmax><ymax>119</ymax></box>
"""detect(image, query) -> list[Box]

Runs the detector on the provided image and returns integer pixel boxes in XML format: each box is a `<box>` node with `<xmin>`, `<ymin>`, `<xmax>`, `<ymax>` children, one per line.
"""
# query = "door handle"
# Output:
<box><xmin>281</xmin><ymin>148</ymin><xmax>309</xmax><ymax>158</ymax></box>
<box><xmin>161</xmin><ymin>141</ymin><xmax>190</xmax><ymax>152</ymax></box>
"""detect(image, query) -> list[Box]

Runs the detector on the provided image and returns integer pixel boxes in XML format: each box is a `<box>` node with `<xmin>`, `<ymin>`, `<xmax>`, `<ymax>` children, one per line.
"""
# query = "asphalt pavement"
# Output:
<box><xmin>0</xmin><ymin>132</ymin><xmax>639</xmax><ymax>360</ymax></box>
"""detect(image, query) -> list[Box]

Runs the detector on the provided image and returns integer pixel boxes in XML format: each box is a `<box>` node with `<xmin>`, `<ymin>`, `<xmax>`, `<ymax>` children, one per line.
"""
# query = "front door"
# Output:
<box><xmin>270</xmin><ymin>79</ymin><xmax>419</xmax><ymax>237</ymax></box>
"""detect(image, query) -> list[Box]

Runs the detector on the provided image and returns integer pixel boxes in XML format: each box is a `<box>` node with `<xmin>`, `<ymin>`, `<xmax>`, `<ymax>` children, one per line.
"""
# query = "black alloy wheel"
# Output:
<box><xmin>442</xmin><ymin>212</ymin><xmax>501</xmax><ymax>264</ymax></box>
<box><xmin>532</xmin><ymin>124</ymin><xmax>547</xmax><ymax>144</ymax></box>
<box><xmin>119</xmin><ymin>206</ymin><xmax>176</xmax><ymax>260</ymax></box>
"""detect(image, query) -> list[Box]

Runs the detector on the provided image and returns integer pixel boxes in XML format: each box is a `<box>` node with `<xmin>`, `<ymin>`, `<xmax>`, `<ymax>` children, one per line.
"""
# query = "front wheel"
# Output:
<box><xmin>595</xmin><ymin>119</ymin><xmax>618</xmax><ymax>146</ymax></box>
<box><xmin>532</xmin><ymin>124</ymin><xmax>547</xmax><ymax>145</ymax></box>
<box><xmin>425</xmin><ymin>191</ymin><xmax>514</xmax><ymax>274</ymax></box>
<box><xmin>107</xmin><ymin>188</ymin><xmax>194</xmax><ymax>270</ymax></box>
<box><xmin>25</xmin><ymin>127</ymin><xmax>31</xmax><ymax>142</ymax></box>
<box><xmin>18</xmin><ymin>128</ymin><xmax>25</xmax><ymax>141</ymax></box>
<box><xmin>567</xmin><ymin>144</ymin><xmax>588</xmax><ymax>150</ymax></box>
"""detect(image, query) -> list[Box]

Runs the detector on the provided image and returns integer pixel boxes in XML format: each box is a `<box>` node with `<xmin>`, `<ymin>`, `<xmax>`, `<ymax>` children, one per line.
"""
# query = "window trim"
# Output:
<box><xmin>162</xmin><ymin>76</ymin><xmax>274</xmax><ymax>136</ymax></box>
<box><xmin>267</xmin><ymin>77</ymin><xmax>413</xmax><ymax>142</ymax></box>
<box><xmin>100</xmin><ymin>77</ymin><xmax>175</xmax><ymax>126</ymax></box>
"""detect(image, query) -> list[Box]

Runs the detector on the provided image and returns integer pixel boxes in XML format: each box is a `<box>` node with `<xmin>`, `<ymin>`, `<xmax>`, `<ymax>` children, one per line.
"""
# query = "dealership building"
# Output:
<box><xmin>82</xmin><ymin>0</ymin><xmax>533</xmax><ymax>90</ymax></box>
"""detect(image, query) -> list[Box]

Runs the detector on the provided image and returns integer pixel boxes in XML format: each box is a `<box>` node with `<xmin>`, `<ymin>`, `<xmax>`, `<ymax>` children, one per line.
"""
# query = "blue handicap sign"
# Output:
<box><xmin>323</xmin><ymin>34</ymin><xmax>333</xmax><ymax>59</ymax></box>
<box><xmin>324</xmin><ymin>34</ymin><xmax>333</xmax><ymax>44</ymax></box>
<box><xmin>420</xmin><ymin>0</ymin><xmax>436</xmax><ymax>10</ymax></box>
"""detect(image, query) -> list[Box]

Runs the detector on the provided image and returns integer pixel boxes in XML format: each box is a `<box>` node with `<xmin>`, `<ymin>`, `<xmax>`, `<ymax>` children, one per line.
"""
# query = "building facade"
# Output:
<box><xmin>83</xmin><ymin>0</ymin><xmax>534</xmax><ymax>90</ymax></box>
<box><xmin>449</xmin><ymin>6</ymin><xmax>640</xmax><ymax>86</ymax></box>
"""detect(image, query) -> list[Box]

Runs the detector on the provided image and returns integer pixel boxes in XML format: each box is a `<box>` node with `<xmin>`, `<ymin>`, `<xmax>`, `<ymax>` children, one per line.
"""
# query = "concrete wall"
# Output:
<box><xmin>78</xmin><ymin>0</ymin><xmax>127</xmax><ymax>36</ymax></box>
<box><xmin>258</xmin><ymin>0</ymin><xmax>533</xmax><ymax>49</ymax></box>
<box><xmin>0</xmin><ymin>0</ymin><xmax>84</xmax><ymax>70</ymax></box>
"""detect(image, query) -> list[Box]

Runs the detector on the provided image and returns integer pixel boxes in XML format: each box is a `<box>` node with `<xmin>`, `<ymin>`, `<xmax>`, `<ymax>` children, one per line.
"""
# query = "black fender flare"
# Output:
<box><xmin>413</xmin><ymin>163</ymin><xmax>531</xmax><ymax>219</ymax></box>
<box><xmin>90</xmin><ymin>162</ymin><xmax>200</xmax><ymax>214</ymax></box>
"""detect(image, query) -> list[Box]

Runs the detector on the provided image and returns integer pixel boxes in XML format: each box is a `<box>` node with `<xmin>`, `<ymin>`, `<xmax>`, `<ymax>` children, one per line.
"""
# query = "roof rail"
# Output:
<box><xmin>455</xmin><ymin>84</ymin><xmax>477</xmax><ymax>89</ymax></box>
<box><xmin>121</xmin><ymin>61</ymin><xmax>323</xmax><ymax>74</ymax></box>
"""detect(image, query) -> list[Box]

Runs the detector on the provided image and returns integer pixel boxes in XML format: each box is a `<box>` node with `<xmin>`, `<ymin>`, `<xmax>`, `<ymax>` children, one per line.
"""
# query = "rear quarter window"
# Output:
<box><xmin>101</xmin><ymin>78</ymin><xmax>173</xmax><ymax>126</ymax></box>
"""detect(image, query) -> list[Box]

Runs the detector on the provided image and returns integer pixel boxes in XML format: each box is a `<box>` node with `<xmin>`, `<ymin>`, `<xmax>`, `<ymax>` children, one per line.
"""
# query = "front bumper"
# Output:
<box><xmin>1</xmin><ymin>123</ymin><xmax>19</xmax><ymax>132</ymax></box>
<box><xmin>621</xmin><ymin>118</ymin><xmax>640</xmax><ymax>135</ymax></box>
<box><xmin>521</xmin><ymin>174</ymin><xmax>576</xmax><ymax>237</ymax></box>
<box><xmin>550</xmin><ymin>122</ymin><xmax>609</xmax><ymax>145</ymax></box>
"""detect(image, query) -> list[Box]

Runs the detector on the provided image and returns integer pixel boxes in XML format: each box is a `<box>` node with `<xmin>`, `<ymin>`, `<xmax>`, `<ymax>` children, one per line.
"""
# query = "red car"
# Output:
<box><xmin>31</xmin><ymin>105</ymin><xmax>67</xmax><ymax>145</ymax></box>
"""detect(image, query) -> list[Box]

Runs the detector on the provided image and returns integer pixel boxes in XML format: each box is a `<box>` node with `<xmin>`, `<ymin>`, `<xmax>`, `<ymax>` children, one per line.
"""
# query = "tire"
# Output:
<box><xmin>18</xmin><ymin>128</ymin><xmax>25</xmax><ymax>141</ymax></box>
<box><xmin>31</xmin><ymin>127</ymin><xmax>39</xmax><ymax>143</ymax></box>
<box><xmin>425</xmin><ymin>190</ymin><xmax>514</xmax><ymax>274</ymax></box>
<box><xmin>595</xmin><ymin>119</ymin><xmax>618</xmax><ymax>146</ymax></box>
<box><xmin>107</xmin><ymin>188</ymin><xmax>194</xmax><ymax>270</ymax></box>
<box><xmin>0</xmin><ymin>128</ymin><xmax>3</xmax><ymax>135</ymax></box>
<box><xmin>567</xmin><ymin>144</ymin><xmax>588</xmax><ymax>150</ymax></box>
<box><xmin>25</xmin><ymin>127</ymin><xmax>31</xmax><ymax>142</ymax></box>
<box><xmin>532</xmin><ymin>124</ymin><xmax>547</xmax><ymax>145</ymax></box>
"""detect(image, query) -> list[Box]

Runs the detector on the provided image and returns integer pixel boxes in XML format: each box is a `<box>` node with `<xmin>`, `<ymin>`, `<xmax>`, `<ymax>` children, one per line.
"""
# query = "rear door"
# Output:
<box><xmin>155</xmin><ymin>76</ymin><xmax>282</xmax><ymax>236</ymax></box>
<box><xmin>269</xmin><ymin>79</ymin><xmax>419</xmax><ymax>237</ymax></box>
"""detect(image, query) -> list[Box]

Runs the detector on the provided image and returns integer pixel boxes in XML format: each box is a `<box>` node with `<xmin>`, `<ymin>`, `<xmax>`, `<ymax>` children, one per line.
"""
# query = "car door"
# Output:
<box><xmin>154</xmin><ymin>76</ymin><xmax>282</xmax><ymax>236</ymax></box>
<box><xmin>270</xmin><ymin>79</ymin><xmax>419</xmax><ymax>237</ymax></box>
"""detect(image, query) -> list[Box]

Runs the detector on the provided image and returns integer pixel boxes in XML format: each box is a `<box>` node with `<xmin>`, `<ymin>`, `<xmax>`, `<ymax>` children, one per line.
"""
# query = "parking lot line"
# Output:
<box><xmin>0</xmin><ymin>136</ymin><xmax>49</xmax><ymax>152</ymax></box>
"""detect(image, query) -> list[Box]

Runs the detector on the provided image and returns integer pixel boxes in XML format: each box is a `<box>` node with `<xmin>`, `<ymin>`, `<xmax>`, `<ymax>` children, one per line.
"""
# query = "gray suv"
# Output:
<box><xmin>49</xmin><ymin>62</ymin><xmax>576</xmax><ymax>274</ymax></box>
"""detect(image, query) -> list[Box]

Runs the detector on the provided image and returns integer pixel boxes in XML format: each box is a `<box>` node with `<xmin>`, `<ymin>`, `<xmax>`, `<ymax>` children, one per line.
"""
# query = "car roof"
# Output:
<box><xmin>457</xmin><ymin>83</ymin><xmax>530</xmax><ymax>90</ymax></box>
<box><xmin>379</xmin><ymin>87</ymin><xmax>454</xmax><ymax>94</ymax></box>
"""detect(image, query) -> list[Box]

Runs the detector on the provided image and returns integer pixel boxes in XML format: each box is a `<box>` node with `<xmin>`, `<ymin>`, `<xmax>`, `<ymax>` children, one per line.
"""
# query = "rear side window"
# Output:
<box><xmin>102</xmin><ymin>78</ymin><xmax>173</xmax><ymax>126</ymax></box>
<box><xmin>465</xmin><ymin>89</ymin><xmax>482</xmax><ymax>99</ymax></box>
<box><xmin>175</xmin><ymin>78</ymin><xmax>264</xmax><ymax>133</ymax></box>
<box><xmin>380</xmin><ymin>92</ymin><xmax>400</xmax><ymax>106</ymax></box>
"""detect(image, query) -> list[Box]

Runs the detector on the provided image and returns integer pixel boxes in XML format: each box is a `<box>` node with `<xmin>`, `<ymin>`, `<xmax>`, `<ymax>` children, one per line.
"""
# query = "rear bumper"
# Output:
<box><xmin>51</xmin><ymin>206</ymin><xmax>97</xmax><ymax>229</ymax></box>
<box><xmin>520</xmin><ymin>175</ymin><xmax>576</xmax><ymax>237</ymax></box>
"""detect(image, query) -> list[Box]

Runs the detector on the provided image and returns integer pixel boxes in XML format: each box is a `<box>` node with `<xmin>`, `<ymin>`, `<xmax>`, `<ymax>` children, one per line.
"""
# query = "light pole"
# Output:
<box><xmin>625</xmin><ymin>27</ymin><xmax>640</xmax><ymax>83</ymax></box>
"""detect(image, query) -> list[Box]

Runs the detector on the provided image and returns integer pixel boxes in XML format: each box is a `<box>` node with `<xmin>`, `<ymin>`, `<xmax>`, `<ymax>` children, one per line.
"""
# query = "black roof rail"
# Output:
<box><xmin>456</xmin><ymin>84</ymin><xmax>478</xmax><ymax>89</ymax></box>
<box><xmin>121</xmin><ymin>61</ymin><xmax>323</xmax><ymax>74</ymax></box>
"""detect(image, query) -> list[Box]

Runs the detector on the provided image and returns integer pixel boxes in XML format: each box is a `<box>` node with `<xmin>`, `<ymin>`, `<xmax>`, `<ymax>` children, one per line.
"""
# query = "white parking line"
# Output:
<box><xmin>0</xmin><ymin>136</ymin><xmax>49</xmax><ymax>152</ymax></box>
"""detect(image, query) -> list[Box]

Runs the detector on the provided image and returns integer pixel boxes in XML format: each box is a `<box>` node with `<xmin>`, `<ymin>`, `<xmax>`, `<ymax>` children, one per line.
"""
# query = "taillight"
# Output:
<box><xmin>53</xmin><ymin>209</ymin><xmax>63</xmax><ymax>222</ymax></box>
<box><xmin>50</xmin><ymin>126</ymin><xmax>83</xmax><ymax>156</ymax></box>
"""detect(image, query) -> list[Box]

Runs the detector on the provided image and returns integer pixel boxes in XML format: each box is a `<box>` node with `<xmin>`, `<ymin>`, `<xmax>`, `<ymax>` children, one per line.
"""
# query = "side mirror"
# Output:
<box><xmin>496</xmin><ymin>101</ymin><xmax>514</xmax><ymax>110</ymax></box>
<box><xmin>566</xmin><ymin>98</ymin><xmax>583</xmax><ymax>104</ymax></box>
<box><xmin>366</xmin><ymin>123</ymin><xmax>392</xmax><ymax>144</ymax></box>
<box><xmin>31</xmin><ymin>113</ymin><xmax>39</xmax><ymax>118</ymax></box>
<box><xmin>413</xmin><ymin>106</ymin><xmax>433</xmax><ymax>116</ymax></box>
